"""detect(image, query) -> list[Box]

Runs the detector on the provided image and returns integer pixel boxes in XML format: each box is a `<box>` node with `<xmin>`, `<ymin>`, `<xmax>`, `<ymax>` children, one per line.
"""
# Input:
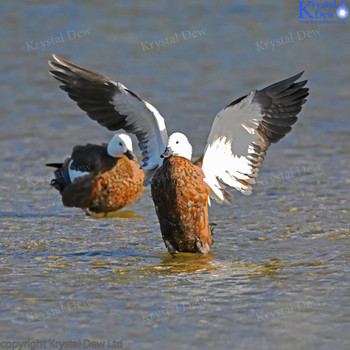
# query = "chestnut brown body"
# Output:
<box><xmin>151</xmin><ymin>156</ymin><xmax>212</xmax><ymax>253</ymax></box>
<box><xmin>50</xmin><ymin>144</ymin><xmax>144</xmax><ymax>214</ymax></box>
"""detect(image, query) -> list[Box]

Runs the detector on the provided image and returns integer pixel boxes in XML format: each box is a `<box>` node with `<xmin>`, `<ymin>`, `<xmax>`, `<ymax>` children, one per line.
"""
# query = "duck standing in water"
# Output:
<box><xmin>48</xmin><ymin>54</ymin><xmax>308</xmax><ymax>252</ymax></box>
<box><xmin>47</xmin><ymin>133</ymin><xmax>144</xmax><ymax>215</ymax></box>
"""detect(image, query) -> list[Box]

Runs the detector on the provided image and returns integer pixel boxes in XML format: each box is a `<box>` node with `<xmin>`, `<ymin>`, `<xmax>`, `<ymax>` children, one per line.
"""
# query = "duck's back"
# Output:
<box><xmin>151</xmin><ymin>156</ymin><xmax>212</xmax><ymax>253</ymax></box>
<box><xmin>70</xmin><ymin>143</ymin><xmax>116</xmax><ymax>175</ymax></box>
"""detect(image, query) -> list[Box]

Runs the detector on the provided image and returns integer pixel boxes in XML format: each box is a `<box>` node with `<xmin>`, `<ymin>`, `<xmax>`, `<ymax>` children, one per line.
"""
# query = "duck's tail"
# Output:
<box><xmin>46</xmin><ymin>163</ymin><xmax>71</xmax><ymax>193</ymax></box>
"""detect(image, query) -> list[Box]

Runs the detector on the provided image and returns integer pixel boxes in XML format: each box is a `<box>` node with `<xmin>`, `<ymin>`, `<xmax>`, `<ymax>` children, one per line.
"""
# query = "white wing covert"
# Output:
<box><xmin>201</xmin><ymin>72</ymin><xmax>309</xmax><ymax>203</ymax></box>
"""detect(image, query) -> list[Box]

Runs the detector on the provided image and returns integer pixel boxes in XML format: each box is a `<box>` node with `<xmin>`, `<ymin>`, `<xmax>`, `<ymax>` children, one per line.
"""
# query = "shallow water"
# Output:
<box><xmin>1</xmin><ymin>1</ymin><xmax>349</xmax><ymax>349</ymax></box>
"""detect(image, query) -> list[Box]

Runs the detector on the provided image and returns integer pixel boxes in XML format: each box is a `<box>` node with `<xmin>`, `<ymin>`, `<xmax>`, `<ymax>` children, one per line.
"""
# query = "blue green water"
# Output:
<box><xmin>0</xmin><ymin>1</ymin><xmax>349</xmax><ymax>349</ymax></box>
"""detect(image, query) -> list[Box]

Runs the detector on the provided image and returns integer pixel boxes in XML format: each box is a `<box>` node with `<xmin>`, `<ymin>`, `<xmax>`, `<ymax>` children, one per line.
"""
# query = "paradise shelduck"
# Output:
<box><xmin>46</xmin><ymin>133</ymin><xmax>144</xmax><ymax>215</ymax></box>
<box><xmin>48</xmin><ymin>54</ymin><xmax>309</xmax><ymax>253</ymax></box>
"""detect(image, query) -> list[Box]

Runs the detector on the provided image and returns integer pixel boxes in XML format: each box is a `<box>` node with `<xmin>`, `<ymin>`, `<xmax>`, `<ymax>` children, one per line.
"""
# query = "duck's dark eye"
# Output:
<box><xmin>119</xmin><ymin>142</ymin><xmax>123</xmax><ymax>146</ymax></box>
<box><xmin>176</xmin><ymin>141</ymin><xmax>179</xmax><ymax>144</ymax></box>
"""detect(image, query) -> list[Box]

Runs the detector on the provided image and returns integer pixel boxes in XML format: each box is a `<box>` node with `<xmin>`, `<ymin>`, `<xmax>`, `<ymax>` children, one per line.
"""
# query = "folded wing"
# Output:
<box><xmin>48</xmin><ymin>54</ymin><xmax>168</xmax><ymax>184</ymax></box>
<box><xmin>201</xmin><ymin>72</ymin><xmax>309</xmax><ymax>203</ymax></box>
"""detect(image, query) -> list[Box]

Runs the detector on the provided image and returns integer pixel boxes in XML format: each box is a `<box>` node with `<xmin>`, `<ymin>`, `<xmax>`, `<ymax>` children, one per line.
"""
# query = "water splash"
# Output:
<box><xmin>336</xmin><ymin>1</ymin><xmax>349</xmax><ymax>19</ymax></box>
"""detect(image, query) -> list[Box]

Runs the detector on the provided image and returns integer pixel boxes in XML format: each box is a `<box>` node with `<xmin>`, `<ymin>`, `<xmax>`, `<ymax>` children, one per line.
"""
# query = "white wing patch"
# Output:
<box><xmin>202</xmin><ymin>91</ymin><xmax>266</xmax><ymax>202</ymax></box>
<box><xmin>144</xmin><ymin>101</ymin><xmax>168</xmax><ymax>147</ymax></box>
<box><xmin>68</xmin><ymin>160</ymin><xmax>90</xmax><ymax>183</ymax></box>
<box><xmin>110</xmin><ymin>82</ymin><xmax>168</xmax><ymax>182</ymax></box>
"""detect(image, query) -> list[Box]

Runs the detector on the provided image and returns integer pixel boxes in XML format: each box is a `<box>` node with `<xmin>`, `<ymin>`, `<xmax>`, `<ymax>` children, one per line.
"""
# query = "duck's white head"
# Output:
<box><xmin>161</xmin><ymin>132</ymin><xmax>192</xmax><ymax>160</ymax></box>
<box><xmin>107</xmin><ymin>133</ymin><xmax>134</xmax><ymax>159</ymax></box>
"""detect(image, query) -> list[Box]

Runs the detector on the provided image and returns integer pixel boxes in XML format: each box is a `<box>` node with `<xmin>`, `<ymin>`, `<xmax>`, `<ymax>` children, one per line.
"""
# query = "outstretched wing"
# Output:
<box><xmin>201</xmin><ymin>72</ymin><xmax>309</xmax><ymax>203</ymax></box>
<box><xmin>48</xmin><ymin>54</ymin><xmax>168</xmax><ymax>184</ymax></box>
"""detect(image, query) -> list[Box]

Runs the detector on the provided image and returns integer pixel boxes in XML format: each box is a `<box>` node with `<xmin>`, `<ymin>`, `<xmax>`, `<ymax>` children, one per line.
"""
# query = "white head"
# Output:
<box><xmin>161</xmin><ymin>132</ymin><xmax>192</xmax><ymax>160</ymax></box>
<box><xmin>107</xmin><ymin>133</ymin><xmax>134</xmax><ymax>159</ymax></box>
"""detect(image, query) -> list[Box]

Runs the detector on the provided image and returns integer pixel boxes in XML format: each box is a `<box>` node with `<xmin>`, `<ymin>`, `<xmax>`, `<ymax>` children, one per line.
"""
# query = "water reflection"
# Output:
<box><xmin>89</xmin><ymin>210</ymin><xmax>144</xmax><ymax>219</ymax></box>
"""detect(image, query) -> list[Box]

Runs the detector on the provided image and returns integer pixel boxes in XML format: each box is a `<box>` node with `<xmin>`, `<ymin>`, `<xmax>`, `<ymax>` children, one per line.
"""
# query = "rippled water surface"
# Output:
<box><xmin>1</xmin><ymin>1</ymin><xmax>349</xmax><ymax>349</ymax></box>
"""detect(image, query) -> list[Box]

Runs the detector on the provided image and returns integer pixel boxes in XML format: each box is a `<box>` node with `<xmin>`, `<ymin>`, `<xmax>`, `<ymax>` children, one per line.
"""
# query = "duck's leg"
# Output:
<box><xmin>84</xmin><ymin>208</ymin><xmax>92</xmax><ymax>216</ymax></box>
<box><xmin>195</xmin><ymin>238</ymin><xmax>210</xmax><ymax>254</ymax></box>
<box><xmin>164</xmin><ymin>239</ymin><xmax>177</xmax><ymax>254</ymax></box>
<box><xmin>209</xmin><ymin>222</ymin><xmax>217</xmax><ymax>236</ymax></box>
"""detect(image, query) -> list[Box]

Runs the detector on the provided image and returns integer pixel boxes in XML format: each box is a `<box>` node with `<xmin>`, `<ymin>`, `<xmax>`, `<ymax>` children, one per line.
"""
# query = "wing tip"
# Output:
<box><xmin>293</xmin><ymin>71</ymin><xmax>304</xmax><ymax>80</ymax></box>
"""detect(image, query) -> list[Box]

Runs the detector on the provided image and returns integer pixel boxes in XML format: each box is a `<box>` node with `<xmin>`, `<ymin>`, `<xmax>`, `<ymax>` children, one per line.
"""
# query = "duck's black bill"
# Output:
<box><xmin>124</xmin><ymin>150</ymin><xmax>135</xmax><ymax>160</ymax></box>
<box><xmin>161</xmin><ymin>147</ymin><xmax>173</xmax><ymax>159</ymax></box>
